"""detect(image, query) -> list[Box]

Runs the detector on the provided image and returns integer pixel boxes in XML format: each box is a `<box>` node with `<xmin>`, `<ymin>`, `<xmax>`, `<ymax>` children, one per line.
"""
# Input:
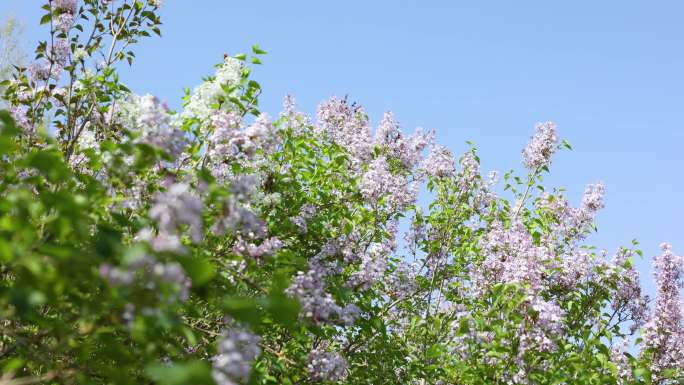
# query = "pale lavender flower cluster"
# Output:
<box><xmin>387</xmin><ymin>260</ymin><xmax>418</xmax><ymax>299</ymax></box>
<box><xmin>233</xmin><ymin>236</ymin><xmax>284</xmax><ymax>260</ymax></box>
<box><xmin>280</xmin><ymin>94</ymin><xmax>311</xmax><ymax>134</ymax></box>
<box><xmin>49</xmin><ymin>39</ymin><xmax>71</xmax><ymax>66</ymax></box>
<box><xmin>474</xmin><ymin>219</ymin><xmax>566</xmax><ymax>353</ymax></box>
<box><xmin>306</xmin><ymin>348</ymin><xmax>348</xmax><ymax>383</ymax></box>
<box><xmin>474</xmin><ymin>220</ymin><xmax>553</xmax><ymax>295</ymax></box>
<box><xmin>522</xmin><ymin>121</ymin><xmax>558</xmax><ymax>170</ymax></box>
<box><xmin>52</xmin><ymin>0</ymin><xmax>78</xmax><ymax>32</ymax></box>
<box><xmin>99</xmin><ymin>255</ymin><xmax>192</xmax><ymax>302</ymax></box>
<box><xmin>422</xmin><ymin>145</ymin><xmax>456</xmax><ymax>178</ymax></box>
<box><xmin>611</xmin><ymin>339</ymin><xmax>633</xmax><ymax>385</ymax></box>
<box><xmin>207</xmin><ymin>111</ymin><xmax>279</xmax><ymax>176</ymax></box>
<box><xmin>316</xmin><ymin>97</ymin><xmax>373</xmax><ymax>166</ymax></box>
<box><xmin>536</xmin><ymin>182</ymin><xmax>606</xmax><ymax>244</ymax></box>
<box><xmin>290</xmin><ymin>203</ymin><xmax>317</xmax><ymax>233</ymax></box>
<box><xmin>527</xmin><ymin>296</ymin><xmax>565</xmax><ymax>351</ymax></box>
<box><xmin>286</xmin><ymin>255</ymin><xmax>359</xmax><ymax>326</ymax></box>
<box><xmin>212</xmin><ymin>198</ymin><xmax>267</xmax><ymax>239</ymax></box>
<box><xmin>642</xmin><ymin>243</ymin><xmax>684</xmax><ymax>380</ymax></box>
<box><xmin>211</xmin><ymin>176</ymin><xmax>268</xmax><ymax>239</ymax></box>
<box><xmin>346</xmin><ymin>241</ymin><xmax>390</xmax><ymax>290</ymax></box>
<box><xmin>360</xmin><ymin>157</ymin><xmax>417</xmax><ymax>211</ymax></box>
<box><xmin>28</xmin><ymin>61</ymin><xmax>62</xmax><ymax>83</ymax></box>
<box><xmin>211</xmin><ymin>328</ymin><xmax>261</xmax><ymax>385</ymax></box>
<box><xmin>114</xmin><ymin>94</ymin><xmax>188</xmax><ymax>158</ymax></box>
<box><xmin>374</xmin><ymin>112</ymin><xmax>433</xmax><ymax>169</ymax></box>
<box><xmin>457</xmin><ymin>151</ymin><xmax>481</xmax><ymax>193</ymax></box>
<box><xmin>137</xmin><ymin>183</ymin><xmax>202</xmax><ymax>253</ymax></box>
<box><xmin>8</xmin><ymin>106</ymin><xmax>32</xmax><ymax>134</ymax></box>
<box><xmin>610</xmin><ymin>248</ymin><xmax>649</xmax><ymax>332</ymax></box>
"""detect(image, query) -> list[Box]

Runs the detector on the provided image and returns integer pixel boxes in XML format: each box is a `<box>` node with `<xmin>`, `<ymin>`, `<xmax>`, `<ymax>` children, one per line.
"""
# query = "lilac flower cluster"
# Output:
<box><xmin>211</xmin><ymin>328</ymin><xmax>261</xmax><ymax>385</ymax></box>
<box><xmin>206</xmin><ymin>111</ymin><xmax>280</xmax><ymax>177</ymax></box>
<box><xmin>374</xmin><ymin>112</ymin><xmax>433</xmax><ymax>169</ymax></box>
<box><xmin>422</xmin><ymin>145</ymin><xmax>456</xmax><ymax>178</ymax></box>
<box><xmin>522</xmin><ymin>121</ymin><xmax>558</xmax><ymax>170</ymax></box>
<box><xmin>536</xmin><ymin>182</ymin><xmax>606</xmax><ymax>244</ymax></box>
<box><xmin>475</xmin><ymin>220</ymin><xmax>553</xmax><ymax>295</ymax></box>
<box><xmin>184</xmin><ymin>56</ymin><xmax>243</xmax><ymax>121</ymax></box>
<box><xmin>290</xmin><ymin>203</ymin><xmax>317</xmax><ymax>233</ymax></box>
<box><xmin>286</xmin><ymin>254</ymin><xmax>359</xmax><ymax>326</ymax></box>
<box><xmin>306</xmin><ymin>348</ymin><xmax>348</xmax><ymax>383</ymax></box>
<box><xmin>52</xmin><ymin>0</ymin><xmax>78</xmax><ymax>32</ymax></box>
<box><xmin>316</xmin><ymin>97</ymin><xmax>373</xmax><ymax>166</ymax></box>
<box><xmin>137</xmin><ymin>183</ymin><xmax>203</xmax><ymax>254</ymax></box>
<box><xmin>99</xmin><ymin>254</ymin><xmax>192</xmax><ymax>302</ymax></box>
<box><xmin>346</xmin><ymin>241</ymin><xmax>390</xmax><ymax>290</ymax></box>
<box><xmin>28</xmin><ymin>60</ymin><xmax>63</xmax><ymax>83</ymax></box>
<box><xmin>232</xmin><ymin>236</ymin><xmax>284</xmax><ymax>260</ymax></box>
<box><xmin>610</xmin><ymin>248</ymin><xmax>649</xmax><ymax>332</ymax></box>
<box><xmin>280</xmin><ymin>94</ymin><xmax>311</xmax><ymax>134</ymax></box>
<box><xmin>642</xmin><ymin>243</ymin><xmax>684</xmax><ymax>380</ymax></box>
<box><xmin>360</xmin><ymin>157</ymin><xmax>417</xmax><ymax>211</ymax></box>
<box><xmin>114</xmin><ymin>94</ymin><xmax>188</xmax><ymax>158</ymax></box>
<box><xmin>474</xmin><ymin>219</ymin><xmax>567</xmax><ymax>354</ymax></box>
<box><xmin>8</xmin><ymin>106</ymin><xmax>32</xmax><ymax>134</ymax></box>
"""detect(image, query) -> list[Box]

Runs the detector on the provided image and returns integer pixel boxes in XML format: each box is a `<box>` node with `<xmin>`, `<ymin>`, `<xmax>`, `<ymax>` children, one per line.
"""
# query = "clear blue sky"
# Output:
<box><xmin>3</xmin><ymin>1</ymin><xmax>683</xmax><ymax>296</ymax></box>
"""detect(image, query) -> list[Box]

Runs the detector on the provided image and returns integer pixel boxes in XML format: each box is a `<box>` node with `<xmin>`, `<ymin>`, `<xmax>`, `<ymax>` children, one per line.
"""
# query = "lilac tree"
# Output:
<box><xmin>0</xmin><ymin>1</ymin><xmax>682</xmax><ymax>385</ymax></box>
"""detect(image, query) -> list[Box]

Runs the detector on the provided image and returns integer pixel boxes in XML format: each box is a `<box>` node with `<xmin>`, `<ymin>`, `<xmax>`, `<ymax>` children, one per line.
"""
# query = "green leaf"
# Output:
<box><xmin>221</xmin><ymin>297</ymin><xmax>260</xmax><ymax>327</ymax></box>
<box><xmin>40</xmin><ymin>13</ymin><xmax>52</xmax><ymax>25</ymax></box>
<box><xmin>179</xmin><ymin>256</ymin><xmax>216</xmax><ymax>286</ymax></box>
<box><xmin>146</xmin><ymin>361</ymin><xmax>213</xmax><ymax>385</ymax></box>
<box><xmin>251</xmin><ymin>44</ymin><xmax>267</xmax><ymax>55</ymax></box>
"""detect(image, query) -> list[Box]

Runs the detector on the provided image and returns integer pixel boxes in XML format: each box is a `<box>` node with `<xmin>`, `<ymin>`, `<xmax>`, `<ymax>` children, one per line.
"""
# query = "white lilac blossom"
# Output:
<box><xmin>68</xmin><ymin>127</ymin><xmax>98</xmax><ymax>169</ymax></box>
<box><xmin>522</xmin><ymin>121</ymin><xmax>558</xmax><ymax>170</ymax></box>
<box><xmin>114</xmin><ymin>93</ymin><xmax>188</xmax><ymax>157</ymax></box>
<box><xmin>306</xmin><ymin>348</ymin><xmax>348</xmax><ymax>382</ymax></box>
<box><xmin>183</xmin><ymin>56</ymin><xmax>242</xmax><ymax>121</ymax></box>
<box><xmin>422</xmin><ymin>145</ymin><xmax>455</xmax><ymax>178</ymax></box>
<box><xmin>641</xmin><ymin>243</ymin><xmax>684</xmax><ymax>379</ymax></box>
<box><xmin>211</xmin><ymin>328</ymin><xmax>261</xmax><ymax>385</ymax></box>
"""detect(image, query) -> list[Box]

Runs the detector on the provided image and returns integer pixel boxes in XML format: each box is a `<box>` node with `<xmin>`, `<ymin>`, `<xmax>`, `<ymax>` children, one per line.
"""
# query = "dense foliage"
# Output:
<box><xmin>1</xmin><ymin>1</ymin><xmax>682</xmax><ymax>384</ymax></box>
